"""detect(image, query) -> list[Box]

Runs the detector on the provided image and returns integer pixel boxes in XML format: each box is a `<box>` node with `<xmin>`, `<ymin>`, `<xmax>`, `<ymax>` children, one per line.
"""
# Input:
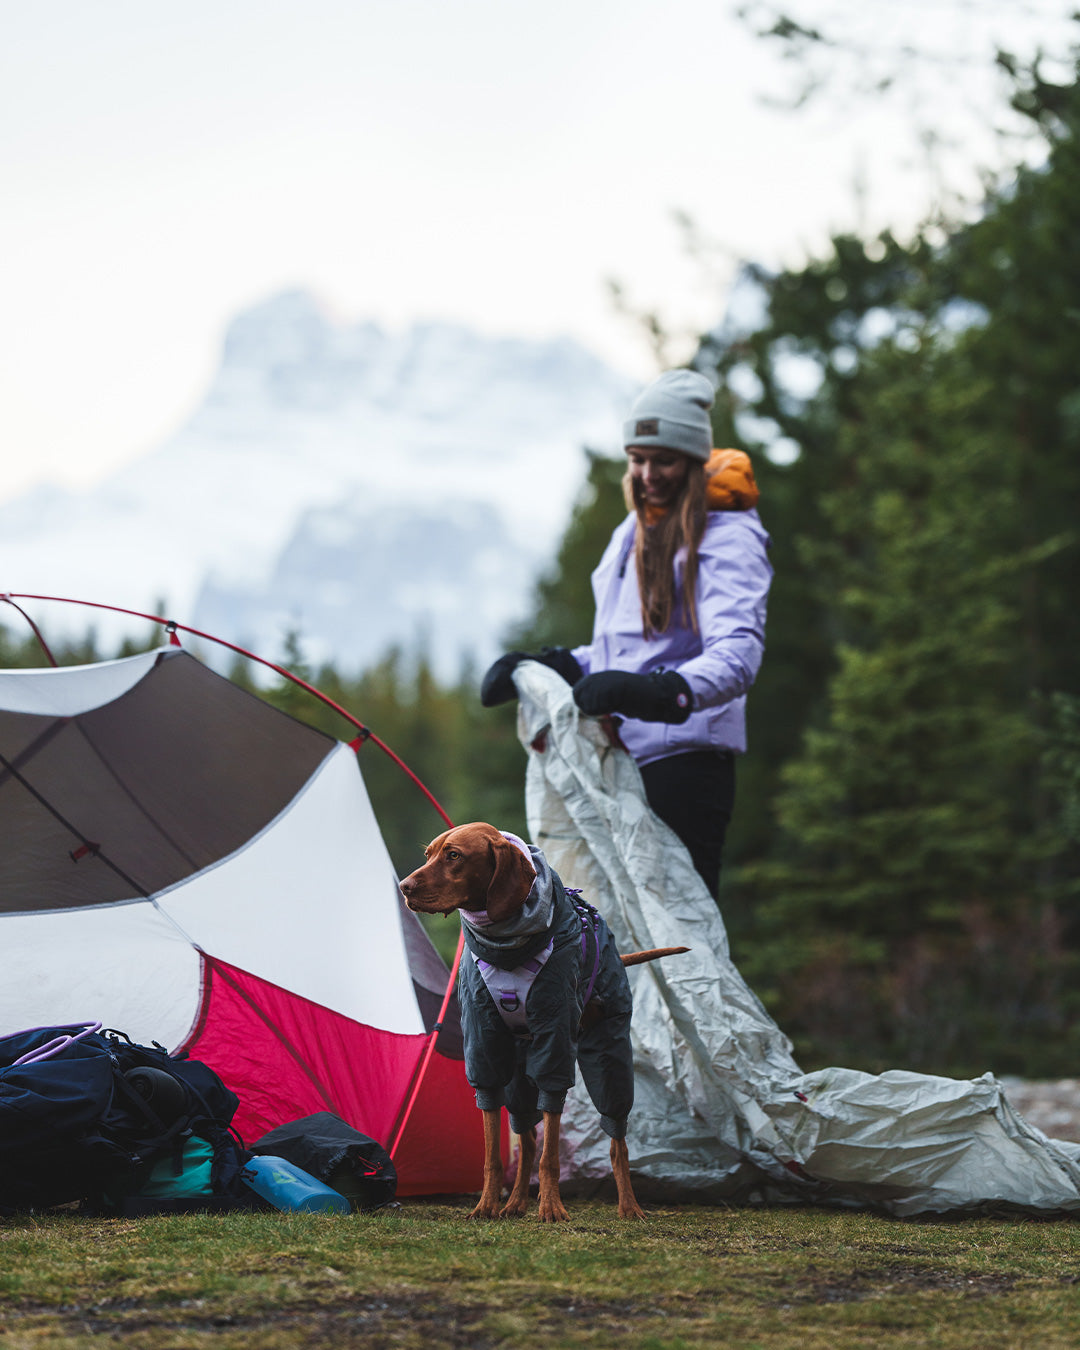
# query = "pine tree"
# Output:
<box><xmin>741</xmin><ymin>338</ymin><xmax>1075</xmax><ymax>1074</ymax></box>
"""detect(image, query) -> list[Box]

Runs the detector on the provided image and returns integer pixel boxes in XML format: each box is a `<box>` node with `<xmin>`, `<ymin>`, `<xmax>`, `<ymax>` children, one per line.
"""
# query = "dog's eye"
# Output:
<box><xmin>446</xmin><ymin>849</ymin><xmax>461</xmax><ymax>860</ymax></box>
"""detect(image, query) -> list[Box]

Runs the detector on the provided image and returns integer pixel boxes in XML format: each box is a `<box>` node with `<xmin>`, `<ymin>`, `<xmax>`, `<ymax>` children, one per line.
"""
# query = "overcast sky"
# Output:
<box><xmin>2</xmin><ymin>0</ymin><xmax>1074</xmax><ymax>503</ymax></box>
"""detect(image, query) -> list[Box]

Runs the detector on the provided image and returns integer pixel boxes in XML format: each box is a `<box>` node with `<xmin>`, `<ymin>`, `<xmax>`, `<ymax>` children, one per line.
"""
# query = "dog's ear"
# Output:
<box><xmin>484</xmin><ymin>837</ymin><xmax>535</xmax><ymax>923</ymax></box>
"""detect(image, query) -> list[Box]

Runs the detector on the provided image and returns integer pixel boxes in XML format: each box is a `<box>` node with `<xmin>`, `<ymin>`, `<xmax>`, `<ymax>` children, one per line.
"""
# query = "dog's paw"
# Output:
<box><xmin>499</xmin><ymin>1196</ymin><xmax>529</xmax><ymax>1219</ymax></box>
<box><xmin>466</xmin><ymin>1200</ymin><xmax>503</xmax><ymax>1220</ymax></box>
<box><xmin>537</xmin><ymin>1198</ymin><xmax>570</xmax><ymax>1223</ymax></box>
<box><xmin>618</xmin><ymin>1199</ymin><xmax>647</xmax><ymax>1220</ymax></box>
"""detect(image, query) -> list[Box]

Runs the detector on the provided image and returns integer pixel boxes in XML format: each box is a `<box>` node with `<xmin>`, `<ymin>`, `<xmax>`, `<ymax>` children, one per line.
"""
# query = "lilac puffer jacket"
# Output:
<box><xmin>571</xmin><ymin>509</ymin><xmax>773</xmax><ymax>765</ymax></box>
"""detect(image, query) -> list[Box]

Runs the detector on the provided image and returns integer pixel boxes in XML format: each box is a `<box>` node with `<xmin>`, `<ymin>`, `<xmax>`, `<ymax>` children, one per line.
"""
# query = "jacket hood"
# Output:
<box><xmin>705</xmin><ymin>448</ymin><xmax>759</xmax><ymax>510</ymax></box>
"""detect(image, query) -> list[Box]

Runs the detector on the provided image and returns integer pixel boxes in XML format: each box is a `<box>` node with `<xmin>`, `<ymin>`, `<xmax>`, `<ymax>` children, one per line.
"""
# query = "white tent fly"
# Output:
<box><xmin>515</xmin><ymin>662</ymin><xmax>1080</xmax><ymax>1216</ymax></box>
<box><xmin>0</xmin><ymin>648</ymin><xmax>421</xmax><ymax>1042</ymax></box>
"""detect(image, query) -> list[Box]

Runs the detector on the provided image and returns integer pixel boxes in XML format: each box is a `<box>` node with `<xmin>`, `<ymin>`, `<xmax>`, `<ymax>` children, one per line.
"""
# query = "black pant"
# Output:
<box><xmin>638</xmin><ymin>750</ymin><xmax>735</xmax><ymax>901</ymax></box>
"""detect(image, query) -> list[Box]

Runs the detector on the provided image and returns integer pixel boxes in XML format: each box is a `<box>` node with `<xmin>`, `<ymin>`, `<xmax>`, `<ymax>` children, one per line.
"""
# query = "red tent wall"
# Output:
<box><xmin>183</xmin><ymin>955</ymin><xmax>502</xmax><ymax>1196</ymax></box>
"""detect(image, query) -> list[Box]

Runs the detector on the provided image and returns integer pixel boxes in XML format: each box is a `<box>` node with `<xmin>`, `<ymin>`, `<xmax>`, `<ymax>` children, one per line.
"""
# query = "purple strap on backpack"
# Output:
<box><xmin>11</xmin><ymin>1021</ymin><xmax>103</xmax><ymax>1066</ymax></box>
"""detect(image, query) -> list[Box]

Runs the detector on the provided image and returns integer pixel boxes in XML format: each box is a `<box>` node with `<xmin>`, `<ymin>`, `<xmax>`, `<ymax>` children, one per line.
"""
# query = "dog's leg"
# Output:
<box><xmin>536</xmin><ymin>1111</ymin><xmax>569</xmax><ymax>1223</ymax></box>
<box><xmin>610</xmin><ymin>1137</ymin><xmax>645</xmax><ymax>1220</ymax></box>
<box><xmin>467</xmin><ymin>1108</ymin><xmax>505</xmax><ymax>1220</ymax></box>
<box><xmin>500</xmin><ymin>1127</ymin><xmax>537</xmax><ymax>1218</ymax></box>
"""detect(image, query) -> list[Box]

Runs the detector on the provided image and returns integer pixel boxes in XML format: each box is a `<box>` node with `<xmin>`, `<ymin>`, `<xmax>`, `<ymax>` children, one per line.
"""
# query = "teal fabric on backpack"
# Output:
<box><xmin>103</xmin><ymin>1135</ymin><xmax>216</xmax><ymax>1206</ymax></box>
<box><xmin>140</xmin><ymin>1136</ymin><xmax>215</xmax><ymax>1197</ymax></box>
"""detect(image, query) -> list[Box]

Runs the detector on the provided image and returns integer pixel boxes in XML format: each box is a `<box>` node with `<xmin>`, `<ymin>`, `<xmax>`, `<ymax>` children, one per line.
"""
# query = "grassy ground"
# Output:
<box><xmin>0</xmin><ymin>1201</ymin><xmax>1078</xmax><ymax>1349</ymax></box>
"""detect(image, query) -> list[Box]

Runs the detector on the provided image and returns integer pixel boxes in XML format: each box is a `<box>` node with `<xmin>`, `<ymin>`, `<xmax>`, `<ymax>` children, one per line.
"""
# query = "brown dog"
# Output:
<box><xmin>400</xmin><ymin>821</ymin><xmax>686</xmax><ymax>1222</ymax></box>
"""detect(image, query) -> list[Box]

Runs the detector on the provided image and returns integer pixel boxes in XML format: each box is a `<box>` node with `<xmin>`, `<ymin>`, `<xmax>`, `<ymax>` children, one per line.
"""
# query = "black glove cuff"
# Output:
<box><xmin>653</xmin><ymin>671</ymin><xmax>693</xmax><ymax>724</ymax></box>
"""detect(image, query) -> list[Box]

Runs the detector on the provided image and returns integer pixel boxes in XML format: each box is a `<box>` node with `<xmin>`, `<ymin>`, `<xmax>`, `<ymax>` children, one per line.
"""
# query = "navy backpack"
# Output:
<box><xmin>0</xmin><ymin>1023</ymin><xmax>252</xmax><ymax>1213</ymax></box>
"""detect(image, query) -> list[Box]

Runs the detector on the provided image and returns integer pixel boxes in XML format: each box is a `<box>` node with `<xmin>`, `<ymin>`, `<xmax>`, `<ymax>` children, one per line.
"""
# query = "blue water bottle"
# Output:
<box><xmin>242</xmin><ymin>1155</ymin><xmax>350</xmax><ymax>1214</ymax></box>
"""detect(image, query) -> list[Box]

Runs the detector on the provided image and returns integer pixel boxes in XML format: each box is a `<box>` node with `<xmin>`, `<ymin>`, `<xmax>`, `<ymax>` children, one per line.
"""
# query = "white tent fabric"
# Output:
<box><xmin>3</xmin><ymin>903</ymin><xmax>199</xmax><ymax>1048</ymax></box>
<box><xmin>0</xmin><ymin>649</ymin><xmax>161</xmax><ymax>716</ymax></box>
<box><xmin>160</xmin><ymin>742</ymin><xmax>423</xmax><ymax>1035</ymax></box>
<box><xmin>515</xmin><ymin>662</ymin><xmax>1080</xmax><ymax>1216</ymax></box>
<box><xmin>0</xmin><ymin>650</ymin><xmax>423</xmax><ymax>1047</ymax></box>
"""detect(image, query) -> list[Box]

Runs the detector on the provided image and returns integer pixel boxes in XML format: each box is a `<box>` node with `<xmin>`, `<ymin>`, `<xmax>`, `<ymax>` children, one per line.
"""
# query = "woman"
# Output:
<box><xmin>482</xmin><ymin>369</ymin><xmax>772</xmax><ymax>898</ymax></box>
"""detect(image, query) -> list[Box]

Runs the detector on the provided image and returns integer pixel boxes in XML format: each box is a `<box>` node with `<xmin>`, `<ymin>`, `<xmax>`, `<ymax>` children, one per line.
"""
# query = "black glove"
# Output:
<box><xmin>572</xmin><ymin>669</ymin><xmax>693</xmax><ymax>724</ymax></box>
<box><xmin>480</xmin><ymin>647</ymin><xmax>584</xmax><ymax>707</ymax></box>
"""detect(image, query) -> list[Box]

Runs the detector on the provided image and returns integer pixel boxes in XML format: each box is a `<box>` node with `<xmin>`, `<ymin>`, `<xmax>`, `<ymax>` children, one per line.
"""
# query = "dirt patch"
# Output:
<box><xmin>779</xmin><ymin>1263</ymin><xmax>1020</xmax><ymax>1306</ymax></box>
<box><xmin>27</xmin><ymin>1294</ymin><xmax>713</xmax><ymax>1346</ymax></box>
<box><xmin>9</xmin><ymin>1291</ymin><xmax>751</xmax><ymax>1345</ymax></box>
<box><xmin>49</xmin><ymin>1297</ymin><xmax>499</xmax><ymax>1347</ymax></box>
<box><xmin>546</xmin><ymin>1294</ymin><xmax>675</xmax><ymax>1323</ymax></box>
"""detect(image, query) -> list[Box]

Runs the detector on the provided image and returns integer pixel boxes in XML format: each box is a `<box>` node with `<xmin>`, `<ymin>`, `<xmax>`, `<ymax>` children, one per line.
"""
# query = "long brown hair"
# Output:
<box><xmin>622</xmin><ymin>460</ymin><xmax>707</xmax><ymax>639</ymax></box>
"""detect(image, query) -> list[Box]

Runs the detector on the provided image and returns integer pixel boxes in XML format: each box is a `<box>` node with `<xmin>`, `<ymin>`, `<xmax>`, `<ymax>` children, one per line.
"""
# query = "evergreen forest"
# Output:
<box><xmin>4</xmin><ymin>48</ymin><xmax>1079</xmax><ymax>1081</ymax></box>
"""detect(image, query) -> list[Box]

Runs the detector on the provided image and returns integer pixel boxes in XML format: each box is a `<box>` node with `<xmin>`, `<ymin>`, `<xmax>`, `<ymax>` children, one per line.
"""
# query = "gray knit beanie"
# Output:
<box><xmin>623</xmin><ymin>370</ymin><xmax>715</xmax><ymax>462</ymax></box>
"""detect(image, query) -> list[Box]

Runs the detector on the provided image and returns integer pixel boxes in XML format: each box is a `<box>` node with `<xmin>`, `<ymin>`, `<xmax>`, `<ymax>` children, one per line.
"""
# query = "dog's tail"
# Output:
<box><xmin>620</xmin><ymin>946</ymin><xmax>690</xmax><ymax>967</ymax></box>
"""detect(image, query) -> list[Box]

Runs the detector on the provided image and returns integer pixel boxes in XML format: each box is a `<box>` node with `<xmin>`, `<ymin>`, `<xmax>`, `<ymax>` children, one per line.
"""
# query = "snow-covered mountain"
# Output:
<box><xmin>2</xmin><ymin>291</ymin><xmax>633</xmax><ymax>675</ymax></box>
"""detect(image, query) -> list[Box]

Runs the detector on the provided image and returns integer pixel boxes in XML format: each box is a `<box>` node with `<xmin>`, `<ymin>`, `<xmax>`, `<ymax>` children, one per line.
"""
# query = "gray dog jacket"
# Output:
<box><xmin>458</xmin><ymin>841</ymin><xmax>634</xmax><ymax>1139</ymax></box>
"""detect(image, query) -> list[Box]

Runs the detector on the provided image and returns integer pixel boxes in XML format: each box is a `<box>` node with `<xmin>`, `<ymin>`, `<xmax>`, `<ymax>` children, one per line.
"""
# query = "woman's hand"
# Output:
<box><xmin>480</xmin><ymin>647</ymin><xmax>584</xmax><ymax>706</ymax></box>
<box><xmin>573</xmin><ymin>670</ymin><xmax>693</xmax><ymax>723</ymax></box>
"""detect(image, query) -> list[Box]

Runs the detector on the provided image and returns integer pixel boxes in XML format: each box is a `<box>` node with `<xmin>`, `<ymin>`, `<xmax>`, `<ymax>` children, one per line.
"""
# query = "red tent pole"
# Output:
<box><xmin>1</xmin><ymin>592</ymin><xmax>453</xmax><ymax>828</ymax></box>
<box><xmin>0</xmin><ymin>595</ymin><xmax>58</xmax><ymax>667</ymax></box>
<box><xmin>386</xmin><ymin>928</ymin><xmax>466</xmax><ymax>1159</ymax></box>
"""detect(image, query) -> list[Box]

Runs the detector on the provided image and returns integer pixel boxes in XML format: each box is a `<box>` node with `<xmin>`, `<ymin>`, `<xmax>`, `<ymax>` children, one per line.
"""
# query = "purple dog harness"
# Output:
<box><xmin>472</xmin><ymin>942</ymin><xmax>556</xmax><ymax>1037</ymax></box>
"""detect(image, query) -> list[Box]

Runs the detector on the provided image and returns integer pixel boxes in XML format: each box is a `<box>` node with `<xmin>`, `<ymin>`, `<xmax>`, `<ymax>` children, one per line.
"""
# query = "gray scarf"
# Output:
<box><xmin>459</xmin><ymin>842</ymin><xmax>558</xmax><ymax>970</ymax></box>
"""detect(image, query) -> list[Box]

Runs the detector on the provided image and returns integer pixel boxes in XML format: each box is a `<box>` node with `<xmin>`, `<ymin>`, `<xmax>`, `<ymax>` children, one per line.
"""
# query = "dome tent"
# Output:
<box><xmin>0</xmin><ymin>641</ymin><xmax>485</xmax><ymax>1195</ymax></box>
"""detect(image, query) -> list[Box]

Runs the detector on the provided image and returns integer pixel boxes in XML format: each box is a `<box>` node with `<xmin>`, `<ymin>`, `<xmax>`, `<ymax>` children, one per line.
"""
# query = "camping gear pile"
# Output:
<box><xmin>0</xmin><ymin>1022</ymin><xmax>251</xmax><ymax>1213</ymax></box>
<box><xmin>249</xmin><ymin>1112</ymin><xmax>397</xmax><ymax>1213</ymax></box>
<box><xmin>0</xmin><ymin>1023</ymin><xmax>397</xmax><ymax>1215</ymax></box>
